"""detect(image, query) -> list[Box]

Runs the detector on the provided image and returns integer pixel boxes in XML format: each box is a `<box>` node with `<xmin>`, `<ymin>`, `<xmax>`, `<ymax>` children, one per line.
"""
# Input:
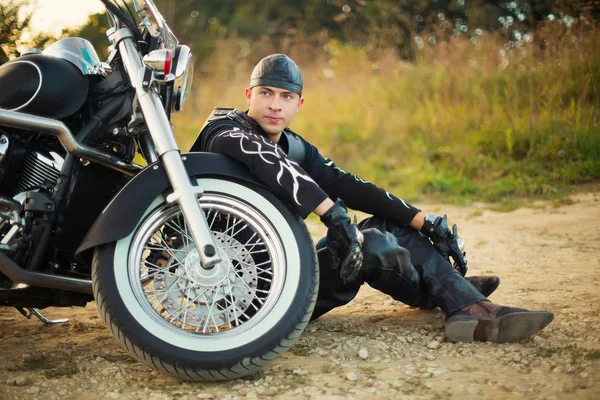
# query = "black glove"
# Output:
<box><xmin>420</xmin><ymin>213</ymin><xmax>468</xmax><ymax>276</ymax></box>
<box><xmin>320</xmin><ymin>199</ymin><xmax>364</xmax><ymax>284</ymax></box>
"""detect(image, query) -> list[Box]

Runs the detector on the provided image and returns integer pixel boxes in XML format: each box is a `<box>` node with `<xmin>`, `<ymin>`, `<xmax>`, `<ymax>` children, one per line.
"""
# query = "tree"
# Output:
<box><xmin>0</xmin><ymin>0</ymin><xmax>54</xmax><ymax>65</ymax></box>
<box><xmin>0</xmin><ymin>0</ymin><xmax>33</xmax><ymax>63</ymax></box>
<box><xmin>66</xmin><ymin>0</ymin><xmax>600</xmax><ymax>67</ymax></box>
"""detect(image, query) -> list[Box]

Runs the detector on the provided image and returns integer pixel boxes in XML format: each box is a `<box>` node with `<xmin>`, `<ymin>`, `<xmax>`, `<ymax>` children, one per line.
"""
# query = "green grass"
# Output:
<box><xmin>44</xmin><ymin>365</ymin><xmax>79</xmax><ymax>379</ymax></box>
<box><xmin>102</xmin><ymin>354</ymin><xmax>138</xmax><ymax>364</ymax></box>
<box><xmin>9</xmin><ymin>354</ymin><xmax>51</xmax><ymax>371</ymax></box>
<box><xmin>173</xmin><ymin>27</ymin><xmax>600</xmax><ymax>205</ymax></box>
<box><xmin>358</xmin><ymin>366</ymin><xmax>377</xmax><ymax>378</ymax></box>
<box><xmin>289</xmin><ymin>374</ymin><xmax>308</xmax><ymax>386</ymax></box>
<box><xmin>535</xmin><ymin>345</ymin><xmax>559</xmax><ymax>358</ymax></box>
<box><xmin>289</xmin><ymin>343</ymin><xmax>311</xmax><ymax>357</ymax></box>
<box><xmin>321</xmin><ymin>365</ymin><xmax>336</xmax><ymax>374</ymax></box>
<box><xmin>585</xmin><ymin>350</ymin><xmax>600</xmax><ymax>361</ymax></box>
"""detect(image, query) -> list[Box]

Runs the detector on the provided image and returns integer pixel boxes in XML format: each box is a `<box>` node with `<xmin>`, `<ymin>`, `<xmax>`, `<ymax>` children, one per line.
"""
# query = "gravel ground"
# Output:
<box><xmin>1</xmin><ymin>188</ymin><xmax>599</xmax><ymax>400</ymax></box>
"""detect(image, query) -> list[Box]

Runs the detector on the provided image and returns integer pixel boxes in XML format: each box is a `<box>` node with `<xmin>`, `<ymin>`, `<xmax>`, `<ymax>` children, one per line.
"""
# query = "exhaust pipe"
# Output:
<box><xmin>0</xmin><ymin>252</ymin><xmax>92</xmax><ymax>295</ymax></box>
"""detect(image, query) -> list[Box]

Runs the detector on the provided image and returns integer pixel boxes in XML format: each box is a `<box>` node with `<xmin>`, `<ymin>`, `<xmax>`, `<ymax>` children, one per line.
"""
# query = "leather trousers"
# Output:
<box><xmin>311</xmin><ymin>216</ymin><xmax>485</xmax><ymax>320</ymax></box>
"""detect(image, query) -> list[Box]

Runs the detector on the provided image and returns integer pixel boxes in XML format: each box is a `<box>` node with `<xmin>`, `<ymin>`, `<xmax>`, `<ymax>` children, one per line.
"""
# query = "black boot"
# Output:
<box><xmin>418</xmin><ymin>275</ymin><xmax>500</xmax><ymax>309</ymax></box>
<box><xmin>445</xmin><ymin>300</ymin><xmax>554</xmax><ymax>343</ymax></box>
<box><xmin>466</xmin><ymin>275</ymin><xmax>500</xmax><ymax>298</ymax></box>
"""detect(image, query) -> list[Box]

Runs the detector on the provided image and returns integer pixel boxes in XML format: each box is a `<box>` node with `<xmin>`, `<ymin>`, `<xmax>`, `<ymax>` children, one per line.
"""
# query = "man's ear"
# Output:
<box><xmin>297</xmin><ymin>97</ymin><xmax>305</xmax><ymax>112</ymax></box>
<box><xmin>245</xmin><ymin>88</ymin><xmax>252</xmax><ymax>106</ymax></box>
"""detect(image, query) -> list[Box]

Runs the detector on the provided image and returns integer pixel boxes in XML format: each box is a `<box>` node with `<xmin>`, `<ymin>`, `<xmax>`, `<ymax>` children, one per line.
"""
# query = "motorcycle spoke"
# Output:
<box><xmin>143</xmin><ymin>255</ymin><xmax>184</xmax><ymax>272</ymax></box>
<box><xmin>182</xmin><ymin>216</ymin><xmax>192</xmax><ymax>250</ymax></box>
<box><xmin>236</xmin><ymin>264</ymin><xmax>273</xmax><ymax>277</ymax></box>
<box><xmin>231</xmin><ymin>276</ymin><xmax>265</xmax><ymax>306</ymax></box>
<box><xmin>221</xmin><ymin>216</ymin><xmax>245</xmax><ymax>238</ymax></box>
<box><xmin>147</xmin><ymin>276</ymin><xmax>183</xmax><ymax>310</ymax></box>
<box><xmin>145</xmin><ymin>278</ymin><xmax>197</xmax><ymax>298</ymax></box>
<box><xmin>148</xmin><ymin>231</ymin><xmax>185</xmax><ymax>263</ymax></box>
<box><xmin>227</xmin><ymin>232</ymin><xmax>259</xmax><ymax>260</ymax></box>
<box><xmin>173</xmin><ymin>214</ymin><xmax>194</xmax><ymax>251</ymax></box>
<box><xmin>166</xmin><ymin>286</ymin><xmax>192</xmax><ymax>327</ymax></box>
<box><xmin>237</xmin><ymin>259</ymin><xmax>271</xmax><ymax>269</ymax></box>
<box><xmin>199</xmin><ymin>289</ymin><xmax>220</xmax><ymax>333</ymax></box>
<box><xmin>229</xmin><ymin>222</ymin><xmax>250</xmax><ymax>240</ymax></box>
<box><xmin>144</xmin><ymin>280</ymin><xmax>199</xmax><ymax>296</ymax></box>
<box><xmin>171</xmin><ymin>291</ymin><xmax>210</xmax><ymax>328</ymax></box>
<box><xmin>175</xmin><ymin>287</ymin><xmax>211</xmax><ymax>329</ymax></box>
<box><xmin>226</xmin><ymin>279</ymin><xmax>240</xmax><ymax>327</ymax></box>
<box><xmin>218</xmin><ymin>284</ymin><xmax>259</xmax><ymax>320</ymax></box>
<box><xmin>180</xmin><ymin>288</ymin><xmax>191</xmax><ymax>330</ymax></box>
<box><xmin>207</xmin><ymin>208</ymin><xmax>219</xmax><ymax>230</ymax></box>
<box><xmin>231</xmin><ymin>284</ymin><xmax>270</xmax><ymax>295</ymax></box>
<box><xmin>236</xmin><ymin>248</ymin><xmax>268</xmax><ymax>256</ymax></box>
<box><xmin>140</xmin><ymin>265</ymin><xmax>187</xmax><ymax>280</ymax></box>
<box><xmin>144</xmin><ymin>246</ymin><xmax>186</xmax><ymax>252</ymax></box>
<box><xmin>164</xmin><ymin>220</ymin><xmax>192</xmax><ymax>246</ymax></box>
<box><xmin>255</xmin><ymin>275</ymin><xmax>273</xmax><ymax>283</ymax></box>
<box><xmin>218</xmin><ymin>243</ymin><xmax>266</xmax><ymax>252</ymax></box>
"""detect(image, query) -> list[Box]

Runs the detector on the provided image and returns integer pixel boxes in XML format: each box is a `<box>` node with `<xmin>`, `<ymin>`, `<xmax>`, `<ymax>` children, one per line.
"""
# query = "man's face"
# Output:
<box><xmin>245</xmin><ymin>86</ymin><xmax>304</xmax><ymax>140</ymax></box>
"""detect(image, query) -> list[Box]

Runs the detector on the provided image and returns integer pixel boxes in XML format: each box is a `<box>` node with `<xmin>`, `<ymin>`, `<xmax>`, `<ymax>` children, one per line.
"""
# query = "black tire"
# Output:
<box><xmin>92</xmin><ymin>178</ymin><xmax>318</xmax><ymax>381</ymax></box>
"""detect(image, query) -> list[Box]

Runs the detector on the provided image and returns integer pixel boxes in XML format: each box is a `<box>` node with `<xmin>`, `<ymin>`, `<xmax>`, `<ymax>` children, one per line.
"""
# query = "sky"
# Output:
<box><xmin>30</xmin><ymin>0</ymin><xmax>106</xmax><ymax>35</ymax></box>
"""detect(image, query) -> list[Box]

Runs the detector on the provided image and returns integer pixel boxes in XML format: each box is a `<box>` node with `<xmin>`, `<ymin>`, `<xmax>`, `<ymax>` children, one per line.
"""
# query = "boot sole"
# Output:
<box><xmin>445</xmin><ymin>311</ymin><xmax>554</xmax><ymax>343</ymax></box>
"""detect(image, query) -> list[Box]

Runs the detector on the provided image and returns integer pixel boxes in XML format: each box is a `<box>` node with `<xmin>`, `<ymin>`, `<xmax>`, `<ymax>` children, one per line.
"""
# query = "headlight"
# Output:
<box><xmin>171</xmin><ymin>45</ymin><xmax>193</xmax><ymax>113</ymax></box>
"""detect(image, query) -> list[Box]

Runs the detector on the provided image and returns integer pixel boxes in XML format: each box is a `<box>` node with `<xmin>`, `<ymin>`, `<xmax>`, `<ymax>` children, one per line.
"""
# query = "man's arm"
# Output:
<box><xmin>314</xmin><ymin>198</ymin><xmax>335</xmax><ymax>216</ymax></box>
<box><xmin>409</xmin><ymin>212</ymin><xmax>426</xmax><ymax>231</ymax></box>
<box><xmin>209</xmin><ymin>127</ymin><xmax>329</xmax><ymax>218</ymax></box>
<box><xmin>302</xmin><ymin>146</ymin><xmax>421</xmax><ymax>227</ymax></box>
<box><xmin>305</xmin><ymin>150</ymin><xmax>467</xmax><ymax>275</ymax></box>
<box><xmin>208</xmin><ymin>127</ymin><xmax>364</xmax><ymax>283</ymax></box>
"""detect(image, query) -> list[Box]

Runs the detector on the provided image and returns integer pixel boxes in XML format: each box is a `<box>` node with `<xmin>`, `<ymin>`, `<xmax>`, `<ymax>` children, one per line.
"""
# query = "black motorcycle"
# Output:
<box><xmin>0</xmin><ymin>0</ymin><xmax>317</xmax><ymax>381</ymax></box>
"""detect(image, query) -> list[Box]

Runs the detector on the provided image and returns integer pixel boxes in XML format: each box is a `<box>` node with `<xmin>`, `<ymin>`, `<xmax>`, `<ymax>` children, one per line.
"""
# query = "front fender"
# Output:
<box><xmin>76</xmin><ymin>152</ymin><xmax>265</xmax><ymax>256</ymax></box>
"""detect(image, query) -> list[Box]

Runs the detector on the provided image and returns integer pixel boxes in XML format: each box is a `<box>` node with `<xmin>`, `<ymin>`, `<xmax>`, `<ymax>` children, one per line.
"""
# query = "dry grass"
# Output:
<box><xmin>173</xmin><ymin>22</ymin><xmax>600</xmax><ymax>203</ymax></box>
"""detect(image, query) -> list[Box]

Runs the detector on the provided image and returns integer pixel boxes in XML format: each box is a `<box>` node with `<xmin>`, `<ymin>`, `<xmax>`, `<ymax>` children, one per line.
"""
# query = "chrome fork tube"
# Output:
<box><xmin>118</xmin><ymin>34</ymin><xmax>221</xmax><ymax>268</ymax></box>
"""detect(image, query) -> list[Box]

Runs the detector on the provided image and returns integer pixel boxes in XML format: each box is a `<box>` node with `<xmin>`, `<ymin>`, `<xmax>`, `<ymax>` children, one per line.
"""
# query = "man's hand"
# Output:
<box><xmin>420</xmin><ymin>213</ymin><xmax>468</xmax><ymax>276</ymax></box>
<box><xmin>320</xmin><ymin>199</ymin><xmax>364</xmax><ymax>284</ymax></box>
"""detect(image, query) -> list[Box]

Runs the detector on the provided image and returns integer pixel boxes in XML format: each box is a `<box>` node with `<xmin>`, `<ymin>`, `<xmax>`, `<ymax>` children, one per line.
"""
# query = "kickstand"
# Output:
<box><xmin>16</xmin><ymin>307</ymin><xmax>69</xmax><ymax>325</ymax></box>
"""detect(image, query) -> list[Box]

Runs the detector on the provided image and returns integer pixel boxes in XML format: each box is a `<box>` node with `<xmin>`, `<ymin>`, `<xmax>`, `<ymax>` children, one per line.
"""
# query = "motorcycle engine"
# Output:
<box><xmin>13</xmin><ymin>149</ymin><xmax>63</xmax><ymax>196</ymax></box>
<box><xmin>0</xmin><ymin>133</ymin><xmax>64</xmax><ymax>196</ymax></box>
<box><xmin>0</xmin><ymin>132</ymin><xmax>65</xmax><ymax>287</ymax></box>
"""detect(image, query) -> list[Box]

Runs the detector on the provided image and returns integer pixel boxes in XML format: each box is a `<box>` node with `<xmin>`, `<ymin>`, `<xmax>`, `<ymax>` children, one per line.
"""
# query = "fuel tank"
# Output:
<box><xmin>0</xmin><ymin>53</ymin><xmax>89</xmax><ymax>119</ymax></box>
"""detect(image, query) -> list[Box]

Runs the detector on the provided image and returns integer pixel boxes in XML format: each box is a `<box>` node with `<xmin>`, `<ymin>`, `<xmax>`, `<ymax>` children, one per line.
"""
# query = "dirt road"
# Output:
<box><xmin>1</xmin><ymin>188</ymin><xmax>599</xmax><ymax>400</ymax></box>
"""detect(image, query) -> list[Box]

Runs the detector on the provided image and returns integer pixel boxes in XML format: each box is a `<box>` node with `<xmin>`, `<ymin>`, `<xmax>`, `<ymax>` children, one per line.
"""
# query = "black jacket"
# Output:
<box><xmin>190</xmin><ymin>108</ymin><xmax>420</xmax><ymax>224</ymax></box>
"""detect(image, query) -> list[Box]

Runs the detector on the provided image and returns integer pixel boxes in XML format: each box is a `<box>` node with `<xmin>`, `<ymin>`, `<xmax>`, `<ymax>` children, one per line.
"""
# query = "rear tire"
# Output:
<box><xmin>92</xmin><ymin>178</ymin><xmax>318</xmax><ymax>380</ymax></box>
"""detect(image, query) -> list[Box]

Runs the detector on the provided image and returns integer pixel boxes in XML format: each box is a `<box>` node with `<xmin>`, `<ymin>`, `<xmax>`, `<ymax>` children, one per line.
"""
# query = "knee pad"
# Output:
<box><xmin>361</xmin><ymin>229</ymin><xmax>413</xmax><ymax>281</ymax></box>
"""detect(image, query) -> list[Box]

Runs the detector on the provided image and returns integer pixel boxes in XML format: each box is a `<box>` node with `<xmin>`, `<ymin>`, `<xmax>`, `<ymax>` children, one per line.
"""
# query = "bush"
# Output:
<box><xmin>174</xmin><ymin>23</ymin><xmax>600</xmax><ymax>204</ymax></box>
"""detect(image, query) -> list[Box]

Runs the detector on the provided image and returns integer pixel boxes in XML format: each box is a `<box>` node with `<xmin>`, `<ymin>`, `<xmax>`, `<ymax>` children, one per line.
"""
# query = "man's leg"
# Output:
<box><xmin>359</xmin><ymin>228</ymin><xmax>485</xmax><ymax>315</ymax></box>
<box><xmin>358</xmin><ymin>217</ymin><xmax>500</xmax><ymax>306</ymax></box>
<box><xmin>357</xmin><ymin>216</ymin><xmax>553</xmax><ymax>342</ymax></box>
<box><xmin>310</xmin><ymin>238</ymin><xmax>363</xmax><ymax>321</ymax></box>
<box><xmin>311</xmin><ymin>226</ymin><xmax>485</xmax><ymax>320</ymax></box>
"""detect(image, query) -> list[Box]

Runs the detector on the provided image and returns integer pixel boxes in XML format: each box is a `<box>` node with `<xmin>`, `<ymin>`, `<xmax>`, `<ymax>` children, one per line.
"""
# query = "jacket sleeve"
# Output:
<box><xmin>301</xmin><ymin>141</ymin><xmax>421</xmax><ymax>227</ymax></box>
<box><xmin>208</xmin><ymin>127</ymin><xmax>329</xmax><ymax>219</ymax></box>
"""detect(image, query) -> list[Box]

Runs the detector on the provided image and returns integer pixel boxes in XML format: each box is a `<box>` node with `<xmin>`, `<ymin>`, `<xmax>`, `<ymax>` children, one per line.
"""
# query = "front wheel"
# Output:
<box><xmin>92</xmin><ymin>178</ymin><xmax>318</xmax><ymax>381</ymax></box>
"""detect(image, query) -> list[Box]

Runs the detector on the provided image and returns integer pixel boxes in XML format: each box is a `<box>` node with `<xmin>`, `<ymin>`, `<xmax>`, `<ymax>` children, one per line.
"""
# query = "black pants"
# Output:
<box><xmin>311</xmin><ymin>216</ymin><xmax>486</xmax><ymax>320</ymax></box>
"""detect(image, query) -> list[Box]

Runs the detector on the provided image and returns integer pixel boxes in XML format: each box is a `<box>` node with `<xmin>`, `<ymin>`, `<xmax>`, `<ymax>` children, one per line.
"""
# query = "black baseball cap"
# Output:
<box><xmin>249</xmin><ymin>54</ymin><xmax>303</xmax><ymax>95</ymax></box>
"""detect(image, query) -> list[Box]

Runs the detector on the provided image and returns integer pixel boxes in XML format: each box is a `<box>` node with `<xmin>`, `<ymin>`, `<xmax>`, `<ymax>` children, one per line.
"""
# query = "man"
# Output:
<box><xmin>190</xmin><ymin>54</ymin><xmax>553</xmax><ymax>343</ymax></box>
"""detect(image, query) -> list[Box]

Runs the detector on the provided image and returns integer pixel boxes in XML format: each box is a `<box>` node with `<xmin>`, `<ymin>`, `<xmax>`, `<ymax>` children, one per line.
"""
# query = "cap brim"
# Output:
<box><xmin>249</xmin><ymin>77</ymin><xmax>302</xmax><ymax>95</ymax></box>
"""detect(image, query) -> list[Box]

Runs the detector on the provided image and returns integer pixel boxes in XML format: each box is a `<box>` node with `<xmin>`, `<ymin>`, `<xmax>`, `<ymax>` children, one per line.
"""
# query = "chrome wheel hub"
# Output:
<box><xmin>182</xmin><ymin>245</ymin><xmax>231</xmax><ymax>287</ymax></box>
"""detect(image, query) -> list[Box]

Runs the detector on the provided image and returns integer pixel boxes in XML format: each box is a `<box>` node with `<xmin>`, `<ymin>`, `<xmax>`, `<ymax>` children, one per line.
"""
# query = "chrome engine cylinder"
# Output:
<box><xmin>12</xmin><ymin>151</ymin><xmax>63</xmax><ymax>196</ymax></box>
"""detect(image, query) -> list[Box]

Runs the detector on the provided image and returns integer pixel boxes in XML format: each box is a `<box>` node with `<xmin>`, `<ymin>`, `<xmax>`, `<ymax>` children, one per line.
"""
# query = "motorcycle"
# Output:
<box><xmin>0</xmin><ymin>0</ymin><xmax>317</xmax><ymax>381</ymax></box>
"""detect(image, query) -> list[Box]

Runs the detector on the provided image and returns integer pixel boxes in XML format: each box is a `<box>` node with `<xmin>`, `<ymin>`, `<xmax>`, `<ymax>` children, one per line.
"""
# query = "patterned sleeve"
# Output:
<box><xmin>301</xmin><ymin>141</ymin><xmax>421</xmax><ymax>227</ymax></box>
<box><xmin>210</xmin><ymin>127</ymin><xmax>329</xmax><ymax>218</ymax></box>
